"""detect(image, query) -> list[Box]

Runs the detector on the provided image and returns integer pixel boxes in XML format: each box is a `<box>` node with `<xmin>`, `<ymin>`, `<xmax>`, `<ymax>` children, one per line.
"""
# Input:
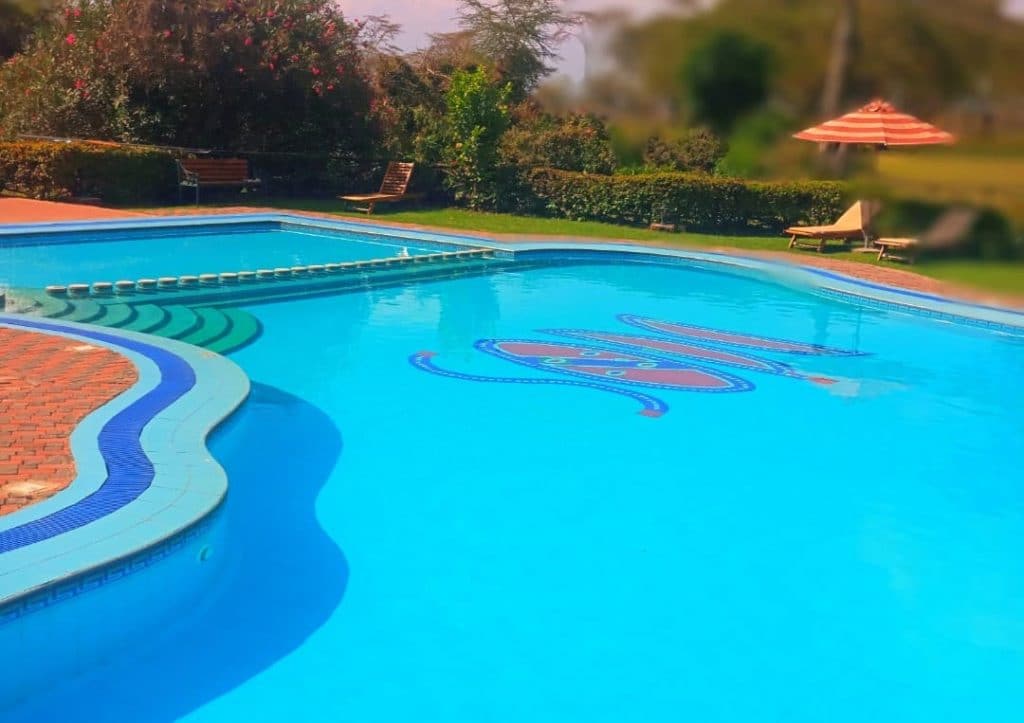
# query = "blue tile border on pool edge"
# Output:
<box><xmin>0</xmin><ymin>315</ymin><xmax>249</xmax><ymax>610</ymax></box>
<box><xmin>0</xmin><ymin>319</ymin><xmax>195</xmax><ymax>553</ymax></box>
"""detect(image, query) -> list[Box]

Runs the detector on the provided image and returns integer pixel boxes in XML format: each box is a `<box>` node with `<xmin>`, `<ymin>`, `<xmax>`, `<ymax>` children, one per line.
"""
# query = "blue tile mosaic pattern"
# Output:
<box><xmin>0</xmin><ymin>511</ymin><xmax>217</xmax><ymax>627</ymax></box>
<box><xmin>0</xmin><ymin>318</ymin><xmax>196</xmax><ymax>553</ymax></box>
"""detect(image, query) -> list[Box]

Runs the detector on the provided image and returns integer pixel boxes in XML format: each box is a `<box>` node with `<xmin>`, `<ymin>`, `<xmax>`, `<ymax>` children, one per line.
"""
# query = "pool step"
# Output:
<box><xmin>3</xmin><ymin>289</ymin><xmax>262</xmax><ymax>356</ymax></box>
<box><xmin>124</xmin><ymin>304</ymin><xmax>169</xmax><ymax>334</ymax></box>
<box><xmin>58</xmin><ymin>298</ymin><xmax>107</xmax><ymax>324</ymax></box>
<box><xmin>94</xmin><ymin>300</ymin><xmax>136</xmax><ymax>328</ymax></box>
<box><xmin>3</xmin><ymin>288</ymin><xmax>73</xmax><ymax>318</ymax></box>
<box><xmin>180</xmin><ymin>306</ymin><xmax>231</xmax><ymax>348</ymax></box>
<box><xmin>204</xmin><ymin>308</ymin><xmax>262</xmax><ymax>355</ymax></box>
<box><xmin>158</xmin><ymin>305</ymin><xmax>202</xmax><ymax>340</ymax></box>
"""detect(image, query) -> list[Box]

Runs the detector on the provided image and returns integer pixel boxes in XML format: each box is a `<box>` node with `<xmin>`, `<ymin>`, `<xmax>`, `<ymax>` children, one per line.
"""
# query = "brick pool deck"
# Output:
<box><xmin>0</xmin><ymin>326</ymin><xmax>137</xmax><ymax>515</ymax></box>
<box><xmin>0</xmin><ymin>197</ymin><xmax>147</xmax><ymax>223</ymax></box>
<box><xmin>0</xmin><ymin>198</ymin><xmax>1019</xmax><ymax>519</ymax></box>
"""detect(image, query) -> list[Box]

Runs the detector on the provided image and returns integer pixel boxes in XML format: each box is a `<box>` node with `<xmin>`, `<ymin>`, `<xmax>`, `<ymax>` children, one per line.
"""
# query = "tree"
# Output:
<box><xmin>457</xmin><ymin>0</ymin><xmax>581</xmax><ymax>101</ymax></box>
<box><xmin>680</xmin><ymin>30</ymin><xmax>773</xmax><ymax>134</ymax></box>
<box><xmin>0</xmin><ymin>0</ymin><xmax>376</xmax><ymax>154</ymax></box>
<box><xmin>0</xmin><ymin>0</ymin><xmax>49</xmax><ymax>60</ymax></box>
<box><xmin>442</xmin><ymin>66</ymin><xmax>511</xmax><ymax>208</ymax></box>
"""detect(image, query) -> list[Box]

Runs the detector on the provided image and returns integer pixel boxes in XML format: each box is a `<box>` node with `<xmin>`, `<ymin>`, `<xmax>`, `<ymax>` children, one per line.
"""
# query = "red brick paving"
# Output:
<box><xmin>0</xmin><ymin>326</ymin><xmax>137</xmax><ymax>516</ymax></box>
<box><xmin>0</xmin><ymin>198</ymin><xmax>146</xmax><ymax>223</ymax></box>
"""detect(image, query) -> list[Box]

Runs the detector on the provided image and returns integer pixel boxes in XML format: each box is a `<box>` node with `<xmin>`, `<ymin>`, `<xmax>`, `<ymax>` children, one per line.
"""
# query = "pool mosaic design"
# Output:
<box><xmin>411</xmin><ymin>316</ymin><xmax>861</xmax><ymax>416</ymax></box>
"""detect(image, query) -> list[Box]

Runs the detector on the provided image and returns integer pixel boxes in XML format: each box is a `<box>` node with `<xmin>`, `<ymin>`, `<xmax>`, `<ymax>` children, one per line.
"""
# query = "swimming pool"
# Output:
<box><xmin>0</xmin><ymin>217</ymin><xmax>447</xmax><ymax>289</ymax></box>
<box><xmin>1</xmin><ymin>216</ymin><xmax>1023</xmax><ymax>722</ymax></box>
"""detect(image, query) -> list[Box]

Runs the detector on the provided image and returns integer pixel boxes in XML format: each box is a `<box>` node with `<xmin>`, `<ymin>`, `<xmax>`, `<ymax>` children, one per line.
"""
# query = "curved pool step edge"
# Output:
<box><xmin>0</xmin><ymin>314</ymin><xmax>250</xmax><ymax>612</ymax></box>
<box><xmin>204</xmin><ymin>307</ymin><xmax>263</xmax><ymax>355</ymax></box>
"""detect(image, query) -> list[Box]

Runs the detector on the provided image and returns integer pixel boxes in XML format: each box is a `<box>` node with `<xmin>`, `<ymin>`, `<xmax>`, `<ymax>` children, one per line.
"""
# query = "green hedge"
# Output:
<box><xmin>520</xmin><ymin>168</ymin><xmax>847</xmax><ymax>234</ymax></box>
<box><xmin>0</xmin><ymin>141</ymin><xmax>176</xmax><ymax>204</ymax></box>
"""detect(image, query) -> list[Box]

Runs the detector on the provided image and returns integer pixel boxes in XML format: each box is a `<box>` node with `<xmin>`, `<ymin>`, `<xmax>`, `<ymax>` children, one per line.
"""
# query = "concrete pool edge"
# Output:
<box><xmin>0</xmin><ymin>315</ymin><xmax>250</xmax><ymax>614</ymax></box>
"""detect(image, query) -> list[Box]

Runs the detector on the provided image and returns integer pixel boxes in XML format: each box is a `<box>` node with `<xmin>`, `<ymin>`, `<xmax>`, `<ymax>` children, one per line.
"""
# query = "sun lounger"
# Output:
<box><xmin>786</xmin><ymin>201</ymin><xmax>879</xmax><ymax>252</ymax></box>
<box><xmin>340</xmin><ymin>161</ymin><xmax>422</xmax><ymax>214</ymax></box>
<box><xmin>874</xmin><ymin>207</ymin><xmax>978</xmax><ymax>263</ymax></box>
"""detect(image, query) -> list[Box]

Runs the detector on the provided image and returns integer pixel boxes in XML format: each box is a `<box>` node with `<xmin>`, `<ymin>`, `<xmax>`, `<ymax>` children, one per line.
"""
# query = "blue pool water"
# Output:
<box><xmin>5</xmin><ymin>259</ymin><xmax>1024</xmax><ymax>721</ymax></box>
<box><xmin>0</xmin><ymin>223</ymin><xmax>438</xmax><ymax>288</ymax></box>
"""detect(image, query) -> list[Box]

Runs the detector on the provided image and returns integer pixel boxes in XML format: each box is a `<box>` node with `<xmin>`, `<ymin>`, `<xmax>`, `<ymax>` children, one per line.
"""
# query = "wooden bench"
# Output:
<box><xmin>177</xmin><ymin>157</ymin><xmax>261</xmax><ymax>204</ymax></box>
<box><xmin>340</xmin><ymin>161</ymin><xmax>422</xmax><ymax>214</ymax></box>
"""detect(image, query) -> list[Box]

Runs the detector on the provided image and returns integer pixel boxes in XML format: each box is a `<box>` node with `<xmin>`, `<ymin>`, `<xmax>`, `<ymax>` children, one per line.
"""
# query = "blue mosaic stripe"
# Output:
<box><xmin>410</xmin><ymin>351</ymin><xmax>671</xmax><ymax>417</ymax></box>
<box><xmin>0</xmin><ymin>318</ymin><xmax>196</xmax><ymax>553</ymax></box>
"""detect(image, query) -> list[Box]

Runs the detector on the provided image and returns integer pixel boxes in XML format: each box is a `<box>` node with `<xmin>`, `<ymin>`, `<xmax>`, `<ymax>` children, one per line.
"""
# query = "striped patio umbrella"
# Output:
<box><xmin>793</xmin><ymin>99</ymin><xmax>955</xmax><ymax>147</ymax></box>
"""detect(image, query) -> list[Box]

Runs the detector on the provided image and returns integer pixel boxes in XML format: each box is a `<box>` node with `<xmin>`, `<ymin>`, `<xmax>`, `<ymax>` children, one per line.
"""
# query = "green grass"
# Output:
<box><xmin>142</xmin><ymin>198</ymin><xmax>1024</xmax><ymax>300</ymax></box>
<box><xmin>909</xmin><ymin>261</ymin><xmax>1024</xmax><ymax>296</ymax></box>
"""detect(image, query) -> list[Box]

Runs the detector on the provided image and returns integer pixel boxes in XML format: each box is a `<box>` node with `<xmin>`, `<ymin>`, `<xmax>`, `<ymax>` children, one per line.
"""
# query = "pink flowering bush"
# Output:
<box><xmin>0</xmin><ymin>0</ymin><xmax>377</xmax><ymax>155</ymax></box>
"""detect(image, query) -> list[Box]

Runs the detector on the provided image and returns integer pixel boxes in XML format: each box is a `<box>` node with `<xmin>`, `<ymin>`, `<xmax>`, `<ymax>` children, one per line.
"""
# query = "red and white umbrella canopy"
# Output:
<box><xmin>793</xmin><ymin>99</ymin><xmax>955</xmax><ymax>147</ymax></box>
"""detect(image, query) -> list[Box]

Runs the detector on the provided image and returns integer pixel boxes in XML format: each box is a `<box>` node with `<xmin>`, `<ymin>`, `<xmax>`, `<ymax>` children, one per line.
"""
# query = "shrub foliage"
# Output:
<box><xmin>522</xmin><ymin>168</ymin><xmax>846</xmax><ymax>233</ymax></box>
<box><xmin>0</xmin><ymin>140</ymin><xmax>176</xmax><ymax>203</ymax></box>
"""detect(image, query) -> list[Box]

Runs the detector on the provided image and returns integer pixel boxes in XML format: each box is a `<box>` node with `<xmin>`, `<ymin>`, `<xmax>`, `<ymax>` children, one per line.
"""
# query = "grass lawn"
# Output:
<box><xmin>152</xmin><ymin>197</ymin><xmax>1024</xmax><ymax>298</ymax></box>
<box><xmin>875</xmin><ymin>151</ymin><xmax>1024</xmax><ymax>226</ymax></box>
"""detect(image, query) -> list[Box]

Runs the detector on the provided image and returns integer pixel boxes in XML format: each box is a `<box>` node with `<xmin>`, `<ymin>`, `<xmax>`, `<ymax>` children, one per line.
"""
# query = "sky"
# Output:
<box><xmin>343</xmin><ymin>0</ymin><xmax>1024</xmax><ymax>81</ymax></box>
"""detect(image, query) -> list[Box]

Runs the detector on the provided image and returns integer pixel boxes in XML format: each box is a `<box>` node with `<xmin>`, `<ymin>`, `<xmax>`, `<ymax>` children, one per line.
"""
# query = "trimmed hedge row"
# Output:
<box><xmin>520</xmin><ymin>168</ymin><xmax>847</xmax><ymax>234</ymax></box>
<box><xmin>0</xmin><ymin>141</ymin><xmax>177</xmax><ymax>204</ymax></box>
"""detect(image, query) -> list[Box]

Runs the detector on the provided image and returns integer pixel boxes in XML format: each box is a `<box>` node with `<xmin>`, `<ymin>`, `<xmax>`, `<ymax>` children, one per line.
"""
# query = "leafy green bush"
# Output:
<box><xmin>500</xmin><ymin>114</ymin><xmax>616</xmax><ymax>174</ymax></box>
<box><xmin>0</xmin><ymin>0</ymin><xmax>375</xmax><ymax>155</ymax></box>
<box><xmin>442</xmin><ymin>67</ymin><xmax>512</xmax><ymax>209</ymax></box>
<box><xmin>0</xmin><ymin>140</ymin><xmax>176</xmax><ymax>203</ymax></box>
<box><xmin>643</xmin><ymin>128</ymin><xmax>726</xmax><ymax>174</ymax></box>
<box><xmin>522</xmin><ymin>168</ymin><xmax>846</xmax><ymax>233</ymax></box>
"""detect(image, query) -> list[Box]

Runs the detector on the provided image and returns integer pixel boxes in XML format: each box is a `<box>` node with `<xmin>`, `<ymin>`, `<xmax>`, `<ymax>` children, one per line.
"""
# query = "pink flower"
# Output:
<box><xmin>73</xmin><ymin>7</ymin><xmax>81</xmax><ymax>17</ymax></box>
<box><xmin>163</xmin><ymin>29</ymin><xmax>172</xmax><ymax>39</ymax></box>
<box><xmin>244</xmin><ymin>37</ymin><xmax>253</xmax><ymax>46</ymax></box>
<box><xmin>237</xmin><ymin>66</ymin><xmax>246</xmax><ymax>74</ymax></box>
<box><xmin>65</xmin><ymin>33</ymin><xmax>77</xmax><ymax>45</ymax></box>
<box><xmin>311</xmin><ymin>67</ymin><xmax>320</xmax><ymax>76</ymax></box>
<box><xmin>268</xmin><ymin>62</ymin><xmax>275</xmax><ymax>71</ymax></box>
<box><xmin>291</xmin><ymin>54</ymin><xmax>299</xmax><ymax>63</ymax></box>
<box><xmin>74</xmin><ymin>79</ymin><xmax>86</xmax><ymax>89</ymax></box>
<box><xmin>326</xmin><ymin>83</ymin><xmax>334</xmax><ymax>91</ymax></box>
<box><xmin>266</xmin><ymin>9</ymin><xmax>276</xmax><ymax>18</ymax></box>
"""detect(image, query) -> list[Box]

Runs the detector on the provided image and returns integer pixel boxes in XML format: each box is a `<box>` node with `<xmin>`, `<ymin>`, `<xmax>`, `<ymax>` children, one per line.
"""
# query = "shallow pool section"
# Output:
<box><xmin>0</xmin><ymin>219</ymin><xmax>445</xmax><ymax>288</ymax></box>
<box><xmin>5</xmin><ymin>256</ymin><xmax>1022</xmax><ymax>722</ymax></box>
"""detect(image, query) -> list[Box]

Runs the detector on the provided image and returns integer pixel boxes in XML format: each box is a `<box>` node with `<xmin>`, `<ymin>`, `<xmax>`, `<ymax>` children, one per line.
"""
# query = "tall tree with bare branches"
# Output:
<box><xmin>457</xmin><ymin>0</ymin><xmax>581</xmax><ymax>100</ymax></box>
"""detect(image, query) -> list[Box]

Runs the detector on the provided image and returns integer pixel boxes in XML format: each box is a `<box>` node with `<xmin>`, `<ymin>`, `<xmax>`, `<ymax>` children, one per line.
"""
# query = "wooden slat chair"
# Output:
<box><xmin>340</xmin><ymin>161</ymin><xmax>422</xmax><ymax>214</ymax></box>
<box><xmin>874</xmin><ymin>207</ymin><xmax>978</xmax><ymax>263</ymax></box>
<box><xmin>785</xmin><ymin>200</ymin><xmax>880</xmax><ymax>252</ymax></box>
<box><xmin>177</xmin><ymin>157</ymin><xmax>261</xmax><ymax>204</ymax></box>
